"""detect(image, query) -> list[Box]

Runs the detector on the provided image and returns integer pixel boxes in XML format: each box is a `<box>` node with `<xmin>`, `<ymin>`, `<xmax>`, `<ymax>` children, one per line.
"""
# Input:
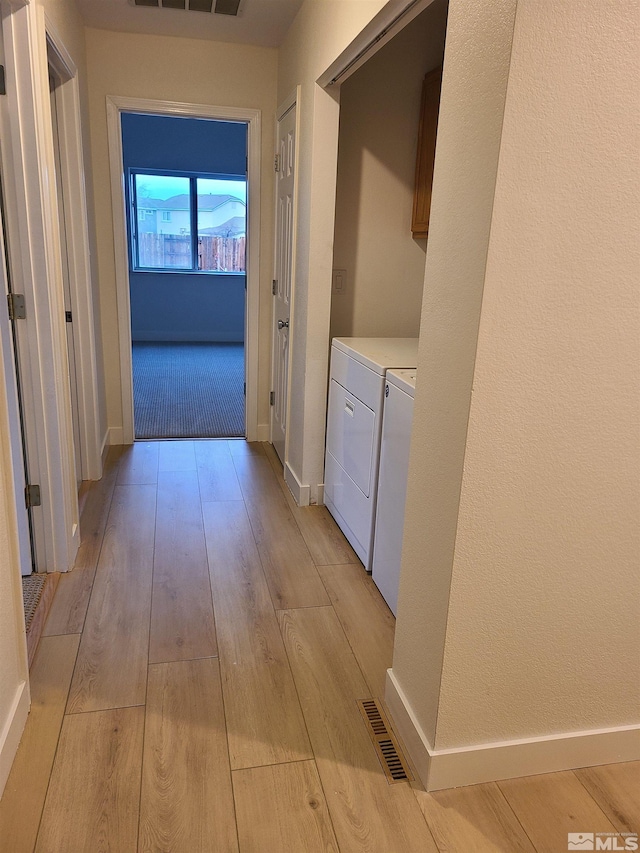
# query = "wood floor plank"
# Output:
<box><xmin>233</xmin><ymin>760</ymin><xmax>339</xmax><ymax>853</ymax></box>
<box><xmin>149</xmin><ymin>469</ymin><xmax>217</xmax><ymax>664</ymax></box>
<box><xmin>0</xmin><ymin>634</ymin><xmax>80</xmax><ymax>853</ymax></box>
<box><xmin>227</xmin><ymin>439</ymin><xmax>263</xmax><ymax>458</ymax></box>
<box><xmin>117</xmin><ymin>440</ymin><xmax>159</xmax><ymax>484</ymax></box>
<box><xmin>66</xmin><ymin>484</ymin><xmax>156</xmax><ymax>713</ymax></box>
<box><xmin>158</xmin><ymin>439</ymin><xmax>196</xmax><ymax>472</ymax></box>
<box><xmin>278</xmin><ymin>606</ymin><xmax>438</xmax><ymax>853</ymax></box>
<box><xmin>498</xmin><ymin>770</ymin><xmax>618</xmax><ymax>852</ymax></box>
<box><xmin>317</xmin><ymin>562</ymin><xmax>395</xmax><ymax>697</ymax></box>
<box><xmin>263</xmin><ymin>441</ymin><xmax>359</xmax><ymax>566</ymax></box>
<box><xmin>195</xmin><ymin>440</ymin><xmax>243</xmax><ymax>502</ymax></box>
<box><xmin>413</xmin><ymin>781</ymin><xmax>537</xmax><ymax>853</ymax></box>
<box><xmin>34</xmin><ymin>706</ymin><xmax>144</xmax><ymax>853</ymax></box>
<box><xmin>232</xmin><ymin>447</ymin><xmax>329</xmax><ymax>609</ymax></box>
<box><xmin>139</xmin><ymin>659</ymin><xmax>239</xmax><ymax>853</ymax></box>
<box><xmin>575</xmin><ymin>761</ymin><xmax>640</xmax><ymax>834</ymax></box>
<box><xmin>202</xmin><ymin>500</ymin><xmax>313</xmax><ymax>769</ymax></box>
<box><xmin>44</xmin><ymin>447</ymin><xmax>123</xmax><ymax>636</ymax></box>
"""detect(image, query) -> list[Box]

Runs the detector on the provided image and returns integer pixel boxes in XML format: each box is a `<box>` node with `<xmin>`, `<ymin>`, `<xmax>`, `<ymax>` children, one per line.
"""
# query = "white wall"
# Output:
<box><xmin>331</xmin><ymin>0</ymin><xmax>447</xmax><ymax>339</ymax></box>
<box><xmin>84</xmin><ymin>28</ymin><xmax>278</xmax><ymax>440</ymax></box>
<box><xmin>277</xmin><ymin>0</ymin><xmax>389</xmax><ymax>500</ymax></box>
<box><xmin>390</xmin><ymin>0</ymin><xmax>640</xmax><ymax>786</ymax></box>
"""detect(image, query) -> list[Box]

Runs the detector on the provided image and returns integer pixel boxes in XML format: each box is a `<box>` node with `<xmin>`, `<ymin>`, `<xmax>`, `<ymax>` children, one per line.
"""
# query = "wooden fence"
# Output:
<box><xmin>139</xmin><ymin>233</ymin><xmax>246</xmax><ymax>272</ymax></box>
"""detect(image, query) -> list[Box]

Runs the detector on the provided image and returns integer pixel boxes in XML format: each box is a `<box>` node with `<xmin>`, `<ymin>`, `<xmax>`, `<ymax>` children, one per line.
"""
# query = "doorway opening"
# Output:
<box><xmin>121</xmin><ymin>113</ymin><xmax>248</xmax><ymax>439</ymax></box>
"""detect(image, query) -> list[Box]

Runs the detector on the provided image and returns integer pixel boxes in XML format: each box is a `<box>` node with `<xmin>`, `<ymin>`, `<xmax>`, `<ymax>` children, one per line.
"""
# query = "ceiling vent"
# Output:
<box><xmin>131</xmin><ymin>0</ymin><xmax>241</xmax><ymax>14</ymax></box>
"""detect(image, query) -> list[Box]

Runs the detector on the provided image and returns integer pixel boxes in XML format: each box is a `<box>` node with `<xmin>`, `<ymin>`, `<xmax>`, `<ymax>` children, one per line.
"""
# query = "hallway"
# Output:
<box><xmin>0</xmin><ymin>440</ymin><xmax>637</xmax><ymax>852</ymax></box>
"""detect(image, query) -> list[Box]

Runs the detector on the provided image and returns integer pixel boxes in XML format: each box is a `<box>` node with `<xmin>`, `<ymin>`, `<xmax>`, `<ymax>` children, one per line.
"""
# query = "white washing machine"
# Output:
<box><xmin>324</xmin><ymin>338</ymin><xmax>419</xmax><ymax>570</ymax></box>
<box><xmin>371</xmin><ymin>368</ymin><xmax>416</xmax><ymax>616</ymax></box>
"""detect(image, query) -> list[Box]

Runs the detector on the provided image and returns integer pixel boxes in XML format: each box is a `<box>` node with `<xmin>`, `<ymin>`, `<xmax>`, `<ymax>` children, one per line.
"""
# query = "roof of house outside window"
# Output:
<box><xmin>137</xmin><ymin>194</ymin><xmax>245</xmax><ymax>212</ymax></box>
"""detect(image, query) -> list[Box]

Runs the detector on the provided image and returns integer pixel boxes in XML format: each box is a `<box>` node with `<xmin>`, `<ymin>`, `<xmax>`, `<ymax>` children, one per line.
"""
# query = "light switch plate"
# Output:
<box><xmin>332</xmin><ymin>269</ymin><xmax>347</xmax><ymax>295</ymax></box>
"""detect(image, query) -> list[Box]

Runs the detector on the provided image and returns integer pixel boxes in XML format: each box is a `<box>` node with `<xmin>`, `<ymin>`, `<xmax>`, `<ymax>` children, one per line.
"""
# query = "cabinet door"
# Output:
<box><xmin>411</xmin><ymin>66</ymin><xmax>442</xmax><ymax>239</ymax></box>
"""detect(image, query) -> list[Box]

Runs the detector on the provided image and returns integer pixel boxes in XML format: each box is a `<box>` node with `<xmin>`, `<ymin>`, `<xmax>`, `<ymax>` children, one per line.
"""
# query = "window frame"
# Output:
<box><xmin>128</xmin><ymin>167</ymin><xmax>247</xmax><ymax>274</ymax></box>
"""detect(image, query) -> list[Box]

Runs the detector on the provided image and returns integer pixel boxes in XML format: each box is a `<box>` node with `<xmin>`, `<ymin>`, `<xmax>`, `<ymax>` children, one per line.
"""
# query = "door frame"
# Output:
<box><xmin>0</xmin><ymin>0</ymin><xmax>81</xmax><ymax>572</ymax></box>
<box><xmin>106</xmin><ymin>95</ymin><xmax>261</xmax><ymax>444</ymax></box>
<box><xmin>46</xmin><ymin>18</ymin><xmax>103</xmax><ymax>481</ymax></box>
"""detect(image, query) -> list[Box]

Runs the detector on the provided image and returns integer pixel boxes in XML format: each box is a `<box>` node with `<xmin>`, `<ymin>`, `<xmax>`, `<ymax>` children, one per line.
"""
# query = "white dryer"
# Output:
<box><xmin>371</xmin><ymin>368</ymin><xmax>417</xmax><ymax>616</ymax></box>
<box><xmin>324</xmin><ymin>337</ymin><xmax>419</xmax><ymax>570</ymax></box>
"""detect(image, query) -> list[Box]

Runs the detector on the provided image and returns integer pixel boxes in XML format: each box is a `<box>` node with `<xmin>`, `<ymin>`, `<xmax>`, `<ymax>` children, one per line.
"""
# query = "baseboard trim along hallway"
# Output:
<box><xmin>385</xmin><ymin>668</ymin><xmax>640</xmax><ymax>791</ymax></box>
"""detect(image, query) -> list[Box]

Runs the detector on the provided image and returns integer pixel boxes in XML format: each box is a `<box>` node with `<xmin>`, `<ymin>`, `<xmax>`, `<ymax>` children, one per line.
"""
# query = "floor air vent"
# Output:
<box><xmin>22</xmin><ymin>574</ymin><xmax>46</xmax><ymax>632</ymax></box>
<box><xmin>357</xmin><ymin>699</ymin><xmax>413</xmax><ymax>784</ymax></box>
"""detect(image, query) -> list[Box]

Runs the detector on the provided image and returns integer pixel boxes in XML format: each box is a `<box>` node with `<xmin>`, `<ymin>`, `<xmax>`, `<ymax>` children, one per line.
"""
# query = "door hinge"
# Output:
<box><xmin>243</xmin><ymin>381</ymin><xmax>246</xmax><ymax>397</ymax></box>
<box><xmin>65</xmin><ymin>310</ymin><xmax>73</xmax><ymax>323</ymax></box>
<box><xmin>0</xmin><ymin>66</ymin><xmax>6</xmax><ymax>96</ymax></box>
<box><xmin>25</xmin><ymin>484</ymin><xmax>41</xmax><ymax>509</ymax></box>
<box><xmin>7</xmin><ymin>293</ymin><xmax>26</xmax><ymax>321</ymax></box>
<box><xmin>274</xmin><ymin>154</ymin><xmax>280</xmax><ymax>173</ymax></box>
<box><xmin>272</xmin><ymin>279</ymin><xmax>278</xmax><ymax>296</ymax></box>
<box><xmin>269</xmin><ymin>391</ymin><xmax>275</xmax><ymax>406</ymax></box>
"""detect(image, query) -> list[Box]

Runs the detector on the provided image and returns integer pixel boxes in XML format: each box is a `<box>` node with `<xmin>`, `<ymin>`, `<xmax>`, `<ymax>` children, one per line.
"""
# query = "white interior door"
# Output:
<box><xmin>271</xmin><ymin>102</ymin><xmax>296</xmax><ymax>463</ymax></box>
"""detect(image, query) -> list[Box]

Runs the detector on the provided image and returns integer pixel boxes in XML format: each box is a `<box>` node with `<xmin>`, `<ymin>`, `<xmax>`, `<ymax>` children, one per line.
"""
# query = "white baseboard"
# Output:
<box><xmin>0</xmin><ymin>680</ymin><xmax>30</xmax><ymax>799</ymax></box>
<box><xmin>100</xmin><ymin>430</ymin><xmax>110</xmax><ymax>471</ymax></box>
<box><xmin>284</xmin><ymin>462</ymin><xmax>310</xmax><ymax>507</ymax></box>
<box><xmin>385</xmin><ymin>669</ymin><xmax>640</xmax><ymax>791</ymax></box>
<box><xmin>284</xmin><ymin>462</ymin><xmax>309</xmax><ymax>506</ymax></box>
<box><xmin>256</xmin><ymin>423</ymin><xmax>270</xmax><ymax>442</ymax></box>
<box><xmin>107</xmin><ymin>427</ymin><xmax>125</xmax><ymax>446</ymax></box>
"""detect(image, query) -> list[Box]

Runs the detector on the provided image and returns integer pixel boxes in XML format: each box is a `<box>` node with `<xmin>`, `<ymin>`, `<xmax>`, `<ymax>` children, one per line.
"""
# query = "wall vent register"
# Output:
<box><xmin>130</xmin><ymin>0</ymin><xmax>241</xmax><ymax>15</ymax></box>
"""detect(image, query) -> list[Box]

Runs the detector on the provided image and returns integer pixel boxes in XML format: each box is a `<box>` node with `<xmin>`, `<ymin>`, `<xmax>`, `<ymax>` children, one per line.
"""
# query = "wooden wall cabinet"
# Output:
<box><xmin>411</xmin><ymin>66</ymin><xmax>442</xmax><ymax>239</ymax></box>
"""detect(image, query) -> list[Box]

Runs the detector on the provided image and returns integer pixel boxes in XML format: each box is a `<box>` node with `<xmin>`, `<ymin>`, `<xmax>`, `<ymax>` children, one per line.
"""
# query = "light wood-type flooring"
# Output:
<box><xmin>1</xmin><ymin>440</ymin><xmax>638</xmax><ymax>852</ymax></box>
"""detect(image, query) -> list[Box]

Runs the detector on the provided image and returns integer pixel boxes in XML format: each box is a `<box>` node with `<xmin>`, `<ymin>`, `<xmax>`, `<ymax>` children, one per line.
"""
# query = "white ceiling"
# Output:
<box><xmin>76</xmin><ymin>0</ymin><xmax>304</xmax><ymax>48</ymax></box>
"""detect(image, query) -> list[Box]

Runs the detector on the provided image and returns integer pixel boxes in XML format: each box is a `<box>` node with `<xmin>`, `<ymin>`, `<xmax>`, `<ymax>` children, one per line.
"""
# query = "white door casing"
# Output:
<box><xmin>49</xmin><ymin>67</ymin><xmax>81</xmax><ymax>488</ymax></box>
<box><xmin>0</xmin><ymin>174</ymin><xmax>33</xmax><ymax>577</ymax></box>
<box><xmin>106</xmin><ymin>96</ymin><xmax>262</xmax><ymax>444</ymax></box>
<box><xmin>0</xmin><ymin>0</ymin><xmax>82</xmax><ymax>572</ymax></box>
<box><xmin>270</xmin><ymin>92</ymin><xmax>299</xmax><ymax>464</ymax></box>
<box><xmin>45</xmin><ymin>19</ymin><xmax>103</xmax><ymax>482</ymax></box>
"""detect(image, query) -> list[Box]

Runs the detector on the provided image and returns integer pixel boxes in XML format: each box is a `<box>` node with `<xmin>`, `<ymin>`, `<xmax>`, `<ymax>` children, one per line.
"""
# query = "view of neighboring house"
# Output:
<box><xmin>137</xmin><ymin>193</ymin><xmax>246</xmax><ymax>237</ymax></box>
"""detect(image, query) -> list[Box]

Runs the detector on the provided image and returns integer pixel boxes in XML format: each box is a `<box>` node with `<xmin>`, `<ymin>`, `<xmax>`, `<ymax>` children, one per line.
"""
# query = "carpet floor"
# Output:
<box><xmin>132</xmin><ymin>342</ymin><xmax>245</xmax><ymax>439</ymax></box>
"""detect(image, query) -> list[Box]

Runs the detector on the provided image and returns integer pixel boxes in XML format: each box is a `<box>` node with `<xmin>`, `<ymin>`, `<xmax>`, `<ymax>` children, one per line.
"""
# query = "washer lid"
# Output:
<box><xmin>332</xmin><ymin>337</ymin><xmax>419</xmax><ymax>374</ymax></box>
<box><xmin>386</xmin><ymin>368</ymin><xmax>417</xmax><ymax>397</ymax></box>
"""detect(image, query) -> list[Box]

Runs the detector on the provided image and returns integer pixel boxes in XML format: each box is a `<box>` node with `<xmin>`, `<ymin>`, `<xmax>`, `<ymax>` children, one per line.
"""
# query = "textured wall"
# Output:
<box><xmin>391</xmin><ymin>0</ymin><xmax>519</xmax><ymax>746</ymax></box>
<box><xmin>130</xmin><ymin>273</ymin><xmax>245</xmax><ymax>342</ymax></box>
<box><xmin>121</xmin><ymin>112</ymin><xmax>247</xmax><ymax>174</ymax></box>
<box><xmin>393</xmin><ymin>0</ymin><xmax>639</xmax><ymax>752</ymax></box>
<box><xmin>331</xmin><ymin>0</ymin><xmax>447</xmax><ymax>340</ymax></box>
<box><xmin>433</xmin><ymin>0</ymin><xmax>640</xmax><ymax>747</ymax></box>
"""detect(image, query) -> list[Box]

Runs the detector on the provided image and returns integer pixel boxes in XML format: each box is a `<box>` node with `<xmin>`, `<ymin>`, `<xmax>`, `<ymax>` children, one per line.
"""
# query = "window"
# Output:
<box><xmin>130</xmin><ymin>170</ymin><xmax>247</xmax><ymax>272</ymax></box>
